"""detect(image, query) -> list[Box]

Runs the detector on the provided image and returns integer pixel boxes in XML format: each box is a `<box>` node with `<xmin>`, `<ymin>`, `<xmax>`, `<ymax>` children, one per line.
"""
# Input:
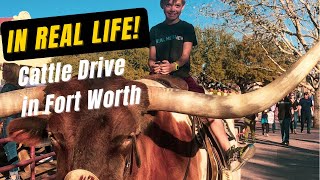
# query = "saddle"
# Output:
<box><xmin>144</xmin><ymin>75</ymin><xmax>232</xmax><ymax>180</ymax></box>
<box><xmin>191</xmin><ymin>116</ymin><xmax>232</xmax><ymax>180</ymax></box>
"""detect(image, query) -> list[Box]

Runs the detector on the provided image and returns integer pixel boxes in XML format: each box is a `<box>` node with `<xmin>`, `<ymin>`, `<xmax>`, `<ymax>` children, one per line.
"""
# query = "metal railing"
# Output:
<box><xmin>0</xmin><ymin>138</ymin><xmax>56</xmax><ymax>180</ymax></box>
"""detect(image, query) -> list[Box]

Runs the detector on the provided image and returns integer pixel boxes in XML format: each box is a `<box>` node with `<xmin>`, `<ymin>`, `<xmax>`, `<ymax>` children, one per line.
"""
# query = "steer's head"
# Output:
<box><xmin>1</xmin><ymin>42</ymin><xmax>319</xmax><ymax>179</ymax></box>
<box><xmin>7</xmin><ymin>76</ymin><xmax>150</xmax><ymax>179</ymax></box>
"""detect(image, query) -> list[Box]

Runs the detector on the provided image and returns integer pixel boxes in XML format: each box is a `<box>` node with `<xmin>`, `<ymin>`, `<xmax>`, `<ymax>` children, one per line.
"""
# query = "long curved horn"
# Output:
<box><xmin>0</xmin><ymin>86</ymin><xmax>46</xmax><ymax>118</ymax></box>
<box><xmin>145</xmin><ymin>42</ymin><xmax>320</xmax><ymax>119</ymax></box>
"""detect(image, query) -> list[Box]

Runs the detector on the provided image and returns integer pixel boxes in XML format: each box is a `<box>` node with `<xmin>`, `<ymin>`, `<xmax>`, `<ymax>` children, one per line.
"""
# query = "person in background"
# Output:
<box><xmin>243</xmin><ymin>114</ymin><xmax>257</xmax><ymax>143</ymax></box>
<box><xmin>268</xmin><ymin>104</ymin><xmax>276</xmax><ymax>133</ymax></box>
<box><xmin>296</xmin><ymin>95</ymin><xmax>302</xmax><ymax>123</ymax></box>
<box><xmin>299</xmin><ymin>92</ymin><xmax>314</xmax><ymax>134</ymax></box>
<box><xmin>0</xmin><ymin>63</ymin><xmax>22</xmax><ymax>180</ymax></box>
<box><xmin>290</xmin><ymin>93</ymin><xmax>299</xmax><ymax>134</ymax></box>
<box><xmin>261</xmin><ymin>110</ymin><xmax>269</xmax><ymax>136</ymax></box>
<box><xmin>277</xmin><ymin>95</ymin><xmax>292</xmax><ymax>145</ymax></box>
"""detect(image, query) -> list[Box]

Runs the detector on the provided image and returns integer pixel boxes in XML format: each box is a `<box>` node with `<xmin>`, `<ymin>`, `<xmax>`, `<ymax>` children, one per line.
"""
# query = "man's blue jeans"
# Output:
<box><xmin>280</xmin><ymin>118</ymin><xmax>290</xmax><ymax>143</ymax></box>
<box><xmin>290</xmin><ymin>112</ymin><xmax>298</xmax><ymax>131</ymax></box>
<box><xmin>1</xmin><ymin>116</ymin><xmax>19</xmax><ymax>172</ymax></box>
<box><xmin>301</xmin><ymin>112</ymin><xmax>312</xmax><ymax>132</ymax></box>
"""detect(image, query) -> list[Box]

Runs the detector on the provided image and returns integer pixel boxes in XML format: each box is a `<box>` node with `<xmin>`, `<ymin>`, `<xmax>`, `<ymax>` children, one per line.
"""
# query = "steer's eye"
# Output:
<box><xmin>111</xmin><ymin>135</ymin><xmax>133</xmax><ymax>152</ymax></box>
<box><xmin>120</xmin><ymin>138</ymin><xmax>132</xmax><ymax>150</ymax></box>
<box><xmin>48</xmin><ymin>132</ymin><xmax>57</xmax><ymax>144</ymax></box>
<box><xmin>48</xmin><ymin>131</ymin><xmax>65</xmax><ymax>149</ymax></box>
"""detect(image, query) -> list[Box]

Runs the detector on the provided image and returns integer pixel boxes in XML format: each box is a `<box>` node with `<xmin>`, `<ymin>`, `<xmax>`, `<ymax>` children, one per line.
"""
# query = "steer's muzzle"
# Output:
<box><xmin>64</xmin><ymin>169</ymin><xmax>99</xmax><ymax>180</ymax></box>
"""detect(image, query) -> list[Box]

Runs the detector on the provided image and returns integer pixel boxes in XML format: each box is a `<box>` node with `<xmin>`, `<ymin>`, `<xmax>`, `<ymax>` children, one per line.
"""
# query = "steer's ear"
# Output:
<box><xmin>7</xmin><ymin>115</ymin><xmax>49</xmax><ymax>146</ymax></box>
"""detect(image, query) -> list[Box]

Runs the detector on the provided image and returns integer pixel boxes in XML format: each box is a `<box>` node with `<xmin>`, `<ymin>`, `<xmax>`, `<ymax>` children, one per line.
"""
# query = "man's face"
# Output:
<box><xmin>162</xmin><ymin>0</ymin><xmax>184</xmax><ymax>22</ymax></box>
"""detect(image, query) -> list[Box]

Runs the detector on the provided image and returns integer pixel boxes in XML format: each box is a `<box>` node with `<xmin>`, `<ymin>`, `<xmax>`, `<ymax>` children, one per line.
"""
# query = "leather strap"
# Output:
<box><xmin>183</xmin><ymin>115</ymin><xmax>196</xmax><ymax>180</ymax></box>
<box><xmin>205</xmin><ymin>135</ymin><xmax>218</xmax><ymax>180</ymax></box>
<box><xmin>129</xmin><ymin>133</ymin><xmax>141</xmax><ymax>174</ymax></box>
<box><xmin>123</xmin><ymin>132</ymin><xmax>142</xmax><ymax>177</ymax></box>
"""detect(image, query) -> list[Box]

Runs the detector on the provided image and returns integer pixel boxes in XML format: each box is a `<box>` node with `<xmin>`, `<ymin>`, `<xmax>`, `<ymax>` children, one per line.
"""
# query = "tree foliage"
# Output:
<box><xmin>198</xmin><ymin>0</ymin><xmax>319</xmax><ymax>89</ymax></box>
<box><xmin>191</xmin><ymin>27</ymin><xmax>292</xmax><ymax>91</ymax></box>
<box><xmin>51</xmin><ymin>48</ymin><xmax>150</xmax><ymax>80</ymax></box>
<box><xmin>197</xmin><ymin>0</ymin><xmax>320</xmax><ymax>126</ymax></box>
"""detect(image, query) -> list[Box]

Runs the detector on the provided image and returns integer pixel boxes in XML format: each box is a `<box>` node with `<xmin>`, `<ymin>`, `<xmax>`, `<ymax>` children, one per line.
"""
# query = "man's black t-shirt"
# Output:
<box><xmin>150</xmin><ymin>20</ymin><xmax>197</xmax><ymax>78</ymax></box>
<box><xmin>277</xmin><ymin>97</ymin><xmax>292</xmax><ymax>120</ymax></box>
<box><xmin>299</xmin><ymin>98</ymin><xmax>313</xmax><ymax>114</ymax></box>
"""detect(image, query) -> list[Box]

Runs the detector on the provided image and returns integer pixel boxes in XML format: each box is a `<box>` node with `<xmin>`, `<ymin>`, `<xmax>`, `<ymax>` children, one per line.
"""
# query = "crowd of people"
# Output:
<box><xmin>242</xmin><ymin>91</ymin><xmax>315</xmax><ymax>145</ymax></box>
<box><xmin>196</xmin><ymin>71</ymin><xmax>316</xmax><ymax>147</ymax></box>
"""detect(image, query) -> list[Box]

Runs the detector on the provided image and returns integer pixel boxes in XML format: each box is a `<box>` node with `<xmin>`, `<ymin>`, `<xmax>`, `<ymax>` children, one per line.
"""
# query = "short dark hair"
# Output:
<box><xmin>3</xmin><ymin>63</ymin><xmax>20</xmax><ymax>84</ymax></box>
<box><xmin>160</xmin><ymin>0</ymin><xmax>186</xmax><ymax>8</ymax></box>
<box><xmin>304</xmin><ymin>92</ymin><xmax>309</xmax><ymax>95</ymax></box>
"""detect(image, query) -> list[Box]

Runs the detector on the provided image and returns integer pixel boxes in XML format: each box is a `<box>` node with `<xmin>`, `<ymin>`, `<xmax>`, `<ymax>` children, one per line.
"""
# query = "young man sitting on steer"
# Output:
<box><xmin>148</xmin><ymin>0</ymin><xmax>256</xmax><ymax>171</ymax></box>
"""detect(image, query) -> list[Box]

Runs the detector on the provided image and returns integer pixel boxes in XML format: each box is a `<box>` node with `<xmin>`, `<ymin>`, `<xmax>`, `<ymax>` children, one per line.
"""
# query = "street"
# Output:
<box><xmin>241</xmin><ymin>122</ymin><xmax>319</xmax><ymax>180</ymax></box>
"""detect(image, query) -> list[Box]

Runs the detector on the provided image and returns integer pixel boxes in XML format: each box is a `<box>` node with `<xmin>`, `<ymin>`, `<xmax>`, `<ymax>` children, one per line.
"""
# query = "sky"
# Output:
<box><xmin>0</xmin><ymin>0</ymin><xmax>215</xmax><ymax>29</ymax></box>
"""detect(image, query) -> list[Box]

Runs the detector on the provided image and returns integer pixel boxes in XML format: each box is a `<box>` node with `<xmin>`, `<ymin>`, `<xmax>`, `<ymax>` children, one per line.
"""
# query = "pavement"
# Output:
<box><xmin>241</xmin><ymin>121</ymin><xmax>319</xmax><ymax>180</ymax></box>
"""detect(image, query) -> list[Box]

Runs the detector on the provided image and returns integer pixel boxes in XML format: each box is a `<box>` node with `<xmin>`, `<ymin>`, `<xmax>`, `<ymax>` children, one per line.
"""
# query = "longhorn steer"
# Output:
<box><xmin>0</xmin><ymin>42</ymin><xmax>320</xmax><ymax>179</ymax></box>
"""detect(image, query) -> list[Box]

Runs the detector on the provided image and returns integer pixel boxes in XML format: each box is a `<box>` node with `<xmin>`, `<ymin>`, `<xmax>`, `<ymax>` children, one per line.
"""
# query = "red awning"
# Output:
<box><xmin>0</xmin><ymin>17</ymin><xmax>13</xmax><ymax>25</ymax></box>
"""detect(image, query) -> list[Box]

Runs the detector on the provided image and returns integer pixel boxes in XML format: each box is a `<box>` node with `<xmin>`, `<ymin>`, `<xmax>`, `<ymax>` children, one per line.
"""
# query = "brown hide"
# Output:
<box><xmin>8</xmin><ymin>75</ymin><xmax>205</xmax><ymax>180</ymax></box>
<box><xmin>144</xmin><ymin>74</ymin><xmax>188</xmax><ymax>90</ymax></box>
<box><xmin>133</xmin><ymin>111</ymin><xmax>203</xmax><ymax>180</ymax></box>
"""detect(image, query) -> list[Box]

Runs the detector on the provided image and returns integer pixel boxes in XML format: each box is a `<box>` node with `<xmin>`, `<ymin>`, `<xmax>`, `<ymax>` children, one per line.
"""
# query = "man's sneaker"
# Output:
<box><xmin>226</xmin><ymin>144</ymin><xmax>256</xmax><ymax>172</ymax></box>
<box><xmin>282</xmin><ymin>141</ymin><xmax>289</xmax><ymax>146</ymax></box>
<box><xmin>284</xmin><ymin>142</ymin><xmax>289</xmax><ymax>146</ymax></box>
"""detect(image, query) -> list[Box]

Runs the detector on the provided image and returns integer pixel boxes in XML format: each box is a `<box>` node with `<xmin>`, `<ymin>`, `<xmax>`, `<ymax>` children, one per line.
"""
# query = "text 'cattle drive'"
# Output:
<box><xmin>0</xmin><ymin>42</ymin><xmax>319</xmax><ymax>179</ymax></box>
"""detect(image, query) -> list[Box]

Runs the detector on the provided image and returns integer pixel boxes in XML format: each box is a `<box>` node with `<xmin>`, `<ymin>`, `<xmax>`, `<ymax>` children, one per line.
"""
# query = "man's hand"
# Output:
<box><xmin>150</xmin><ymin>62</ymin><xmax>161</xmax><ymax>74</ymax></box>
<box><xmin>160</xmin><ymin>60</ymin><xmax>175</xmax><ymax>75</ymax></box>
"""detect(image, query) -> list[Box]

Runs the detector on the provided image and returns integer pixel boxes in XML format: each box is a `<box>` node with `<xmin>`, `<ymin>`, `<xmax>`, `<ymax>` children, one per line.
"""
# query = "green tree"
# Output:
<box><xmin>51</xmin><ymin>48</ymin><xmax>150</xmax><ymax>80</ymax></box>
<box><xmin>191</xmin><ymin>27</ymin><xmax>237</xmax><ymax>82</ymax></box>
<box><xmin>191</xmin><ymin>27</ymin><xmax>290</xmax><ymax>92</ymax></box>
<box><xmin>229</xmin><ymin>37</ymin><xmax>294</xmax><ymax>92</ymax></box>
<box><xmin>198</xmin><ymin>0</ymin><xmax>320</xmax><ymax>126</ymax></box>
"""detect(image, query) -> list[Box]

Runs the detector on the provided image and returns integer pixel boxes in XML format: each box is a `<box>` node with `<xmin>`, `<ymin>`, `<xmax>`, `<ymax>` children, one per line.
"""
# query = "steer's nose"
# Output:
<box><xmin>64</xmin><ymin>169</ymin><xmax>99</xmax><ymax>180</ymax></box>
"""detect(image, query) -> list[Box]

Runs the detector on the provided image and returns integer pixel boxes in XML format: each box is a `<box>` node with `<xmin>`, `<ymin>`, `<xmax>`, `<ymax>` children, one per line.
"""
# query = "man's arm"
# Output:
<box><xmin>160</xmin><ymin>41</ymin><xmax>193</xmax><ymax>74</ymax></box>
<box><xmin>176</xmin><ymin>41</ymin><xmax>193</xmax><ymax>67</ymax></box>
<box><xmin>311</xmin><ymin>99</ymin><xmax>314</xmax><ymax>113</ymax></box>
<box><xmin>148</xmin><ymin>46</ymin><xmax>161</xmax><ymax>74</ymax></box>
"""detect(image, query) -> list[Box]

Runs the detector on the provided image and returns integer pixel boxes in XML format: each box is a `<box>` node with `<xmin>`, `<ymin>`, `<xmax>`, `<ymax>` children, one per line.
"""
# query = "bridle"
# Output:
<box><xmin>123</xmin><ymin>132</ymin><xmax>141</xmax><ymax>177</ymax></box>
